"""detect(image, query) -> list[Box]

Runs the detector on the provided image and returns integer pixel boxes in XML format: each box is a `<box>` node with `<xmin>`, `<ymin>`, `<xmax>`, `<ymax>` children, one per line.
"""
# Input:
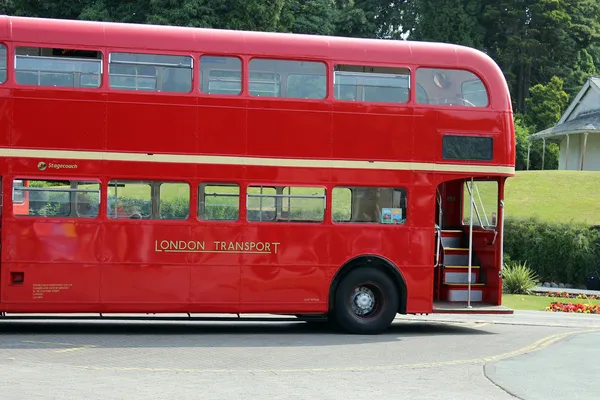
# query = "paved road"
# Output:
<box><xmin>486</xmin><ymin>330</ymin><xmax>600</xmax><ymax>399</ymax></box>
<box><xmin>0</xmin><ymin>311</ymin><xmax>598</xmax><ymax>399</ymax></box>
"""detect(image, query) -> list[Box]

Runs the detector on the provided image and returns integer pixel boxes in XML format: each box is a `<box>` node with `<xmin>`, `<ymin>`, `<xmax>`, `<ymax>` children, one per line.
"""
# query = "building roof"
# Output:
<box><xmin>530</xmin><ymin>76</ymin><xmax>600</xmax><ymax>140</ymax></box>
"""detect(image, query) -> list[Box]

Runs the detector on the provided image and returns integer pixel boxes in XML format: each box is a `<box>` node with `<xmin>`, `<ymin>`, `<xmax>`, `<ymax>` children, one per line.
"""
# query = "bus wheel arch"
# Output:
<box><xmin>328</xmin><ymin>255</ymin><xmax>407</xmax><ymax>334</ymax></box>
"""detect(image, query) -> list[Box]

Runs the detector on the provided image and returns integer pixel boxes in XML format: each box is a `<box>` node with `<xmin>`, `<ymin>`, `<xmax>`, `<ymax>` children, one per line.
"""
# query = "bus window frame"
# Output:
<box><xmin>12</xmin><ymin>43</ymin><xmax>106</xmax><ymax>91</ymax></box>
<box><xmin>198</xmin><ymin>54</ymin><xmax>244</xmax><ymax>97</ymax></box>
<box><xmin>106</xmin><ymin>48</ymin><xmax>197</xmax><ymax>95</ymax></box>
<box><xmin>105</xmin><ymin>179</ymin><xmax>192</xmax><ymax>222</ymax></box>
<box><xmin>197</xmin><ymin>181</ymin><xmax>242</xmax><ymax>222</ymax></box>
<box><xmin>332</xmin><ymin>63</ymin><xmax>412</xmax><ymax>105</ymax></box>
<box><xmin>246</xmin><ymin>56</ymin><xmax>330</xmax><ymax>102</ymax></box>
<box><xmin>0</xmin><ymin>42</ymin><xmax>7</xmax><ymax>85</ymax></box>
<box><xmin>414</xmin><ymin>65</ymin><xmax>492</xmax><ymax>109</ymax></box>
<box><xmin>10</xmin><ymin>177</ymin><xmax>102</xmax><ymax>220</ymax></box>
<box><xmin>246</xmin><ymin>183</ymin><xmax>328</xmax><ymax>224</ymax></box>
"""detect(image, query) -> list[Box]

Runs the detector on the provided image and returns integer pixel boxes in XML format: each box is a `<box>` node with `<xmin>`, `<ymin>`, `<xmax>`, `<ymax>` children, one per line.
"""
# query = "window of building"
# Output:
<box><xmin>0</xmin><ymin>44</ymin><xmax>6</xmax><ymax>84</ymax></box>
<box><xmin>200</xmin><ymin>56</ymin><xmax>242</xmax><ymax>95</ymax></box>
<box><xmin>198</xmin><ymin>183</ymin><xmax>240</xmax><ymax>220</ymax></box>
<box><xmin>109</xmin><ymin>52</ymin><xmax>193</xmax><ymax>93</ymax></box>
<box><xmin>15</xmin><ymin>47</ymin><xmax>102</xmax><ymax>88</ymax></box>
<box><xmin>463</xmin><ymin>180</ymin><xmax>498</xmax><ymax>227</ymax></box>
<box><xmin>249</xmin><ymin>59</ymin><xmax>326</xmax><ymax>99</ymax></box>
<box><xmin>333</xmin><ymin>65</ymin><xmax>410</xmax><ymax>103</ymax></box>
<box><xmin>12</xmin><ymin>179</ymin><xmax>100</xmax><ymax>218</ymax></box>
<box><xmin>332</xmin><ymin>187</ymin><xmax>407</xmax><ymax>224</ymax></box>
<box><xmin>107</xmin><ymin>180</ymin><xmax>189</xmax><ymax>220</ymax></box>
<box><xmin>247</xmin><ymin>186</ymin><xmax>326</xmax><ymax>222</ymax></box>
<box><xmin>442</xmin><ymin>135</ymin><xmax>493</xmax><ymax>161</ymax></box>
<box><xmin>416</xmin><ymin>68</ymin><xmax>489</xmax><ymax>107</ymax></box>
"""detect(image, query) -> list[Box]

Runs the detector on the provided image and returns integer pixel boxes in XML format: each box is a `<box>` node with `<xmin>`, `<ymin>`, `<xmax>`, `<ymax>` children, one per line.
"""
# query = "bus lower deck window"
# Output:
<box><xmin>332</xmin><ymin>187</ymin><xmax>407</xmax><ymax>224</ymax></box>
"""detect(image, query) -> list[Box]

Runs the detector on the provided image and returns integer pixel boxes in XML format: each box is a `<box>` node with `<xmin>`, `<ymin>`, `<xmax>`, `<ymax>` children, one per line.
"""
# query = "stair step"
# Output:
<box><xmin>441</xmin><ymin>236</ymin><xmax>462</xmax><ymax>248</ymax></box>
<box><xmin>445</xmin><ymin>247</ymin><xmax>469</xmax><ymax>252</ymax></box>
<box><xmin>443</xmin><ymin>283</ymin><xmax>484</xmax><ymax>286</ymax></box>
<box><xmin>443</xmin><ymin>284</ymin><xmax>484</xmax><ymax>302</ymax></box>
<box><xmin>444</xmin><ymin>270</ymin><xmax>477</xmax><ymax>284</ymax></box>
<box><xmin>444</xmin><ymin>254</ymin><xmax>470</xmax><ymax>266</ymax></box>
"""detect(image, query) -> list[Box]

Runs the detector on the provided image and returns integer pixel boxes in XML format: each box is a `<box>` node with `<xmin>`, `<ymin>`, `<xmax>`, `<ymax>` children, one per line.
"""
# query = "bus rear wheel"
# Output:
<box><xmin>332</xmin><ymin>267</ymin><xmax>399</xmax><ymax>334</ymax></box>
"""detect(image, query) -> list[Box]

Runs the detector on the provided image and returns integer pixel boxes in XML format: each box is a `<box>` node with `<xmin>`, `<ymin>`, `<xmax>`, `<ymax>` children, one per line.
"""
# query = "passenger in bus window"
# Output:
<box><xmin>129</xmin><ymin>206</ymin><xmax>143</xmax><ymax>219</ymax></box>
<box><xmin>76</xmin><ymin>193</ymin><xmax>94</xmax><ymax>217</ymax></box>
<box><xmin>112</xmin><ymin>202</ymin><xmax>131</xmax><ymax>219</ymax></box>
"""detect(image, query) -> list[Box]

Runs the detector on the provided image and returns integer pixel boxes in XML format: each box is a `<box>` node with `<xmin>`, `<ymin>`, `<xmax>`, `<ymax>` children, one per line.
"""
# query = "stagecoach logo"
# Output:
<box><xmin>37</xmin><ymin>161</ymin><xmax>78</xmax><ymax>170</ymax></box>
<box><xmin>155</xmin><ymin>239</ymin><xmax>281</xmax><ymax>254</ymax></box>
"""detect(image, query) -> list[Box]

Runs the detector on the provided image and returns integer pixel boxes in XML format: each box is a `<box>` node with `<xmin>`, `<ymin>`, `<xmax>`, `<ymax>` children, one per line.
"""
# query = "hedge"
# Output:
<box><xmin>503</xmin><ymin>217</ymin><xmax>600</xmax><ymax>286</ymax></box>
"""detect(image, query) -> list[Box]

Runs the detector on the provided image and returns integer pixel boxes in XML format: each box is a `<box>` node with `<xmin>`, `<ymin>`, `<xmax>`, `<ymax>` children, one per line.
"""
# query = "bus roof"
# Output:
<box><xmin>0</xmin><ymin>15</ymin><xmax>505</xmax><ymax>80</ymax></box>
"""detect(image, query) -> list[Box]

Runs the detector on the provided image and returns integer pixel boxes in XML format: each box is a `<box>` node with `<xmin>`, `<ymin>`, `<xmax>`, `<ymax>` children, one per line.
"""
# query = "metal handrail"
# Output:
<box><xmin>19</xmin><ymin>187</ymin><xmax>99</xmax><ymax>193</ymax></box>
<box><xmin>466</xmin><ymin>181</ymin><xmax>498</xmax><ymax>247</ymax></box>
<box><xmin>467</xmin><ymin>178</ymin><xmax>474</xmax><ymax>308</ymax></box>
<box><xmin>474</xmin><ymin>183</ymin><xmax>490</xmax><ymax>226</ymax></box>
<box><xmin>434</xmin><ymin>189</ymin><xmax>443</xmax><ymax>268</ymax></box>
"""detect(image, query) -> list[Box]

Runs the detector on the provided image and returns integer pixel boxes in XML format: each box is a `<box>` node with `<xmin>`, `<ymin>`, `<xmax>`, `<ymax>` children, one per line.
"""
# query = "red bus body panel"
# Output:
<box><xmin>0</xmin><ymin>16</ymin><xmax>515</xmax><ymax>316</ymax></box>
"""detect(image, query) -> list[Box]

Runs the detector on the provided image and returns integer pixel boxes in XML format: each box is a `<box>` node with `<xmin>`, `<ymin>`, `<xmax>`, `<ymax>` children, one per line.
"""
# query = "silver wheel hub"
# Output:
<box><xmin>351</xmin><ymin>287</ymin><xmax>375</xmax><ymax>315</ymax></box>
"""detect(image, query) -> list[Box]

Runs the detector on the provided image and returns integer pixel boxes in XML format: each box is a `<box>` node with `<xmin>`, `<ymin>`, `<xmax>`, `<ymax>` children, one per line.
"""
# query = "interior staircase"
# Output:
<box><xmin>436</xmin><ymin>229</ymin><xmax>484</xmax><ymax>302</ymax></box>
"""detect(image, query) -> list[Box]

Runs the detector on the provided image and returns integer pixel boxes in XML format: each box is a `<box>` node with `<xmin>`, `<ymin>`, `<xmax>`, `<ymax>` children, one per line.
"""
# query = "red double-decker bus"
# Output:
<box><xmin>0</xmin><ymin>16</ymin><xmax>515</xmax><ymax>334</ymax></box>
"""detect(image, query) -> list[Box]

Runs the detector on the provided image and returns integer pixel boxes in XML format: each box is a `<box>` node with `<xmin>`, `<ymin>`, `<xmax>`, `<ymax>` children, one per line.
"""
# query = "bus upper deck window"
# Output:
<box><xmin>333</xmin><ymin>65</ymin><xmax>410</xmax><ymax>104</ymax></box>
<box><xmin>248</xmin><ymin>58</ymin><xmax>326</xmax><ymax>99</ymax></box>
<box><xmin>0</xmin><ymin>44</ymin><xmax>6</xmax><ymax>84</ymax></box>
<box><xmin>200</xmin><ymin>56</ymin><xmax>242</xmax><ymax>96</ymax></box>
<box><xmin>108</xmin><ymin>52</ymin><xmax>193</xmax><ymax>93</ymax></box>
<box><xmin>416</xmin><ymin>68</ymin><xmax>489</xmax><ymax>107</ymax></box>
<box><xmin>14</xmin><ymin>47</ymin><xmax>102</xmax><ymax>88</ymax></box>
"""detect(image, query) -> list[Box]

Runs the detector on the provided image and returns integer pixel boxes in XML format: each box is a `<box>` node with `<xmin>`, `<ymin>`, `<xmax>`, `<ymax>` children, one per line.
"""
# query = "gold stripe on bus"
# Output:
<box><xmin>0</xmin><ymin>148</ymin><xmax>515</xmax><ymax>175</ymax></box>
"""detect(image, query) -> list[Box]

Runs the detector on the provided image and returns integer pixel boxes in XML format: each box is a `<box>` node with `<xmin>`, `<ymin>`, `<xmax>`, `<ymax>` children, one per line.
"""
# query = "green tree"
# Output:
<box><xmin>79</xmin><ymin>0</ymin><xmax>291</xmax><ymax>31</ymax></box>
<box><xmin>11</xmin><ymin>0</ymin><xmax>91</xmax><ymax>19</ymax></box>
<box><xmin>514</xmin><ymin>115</ymin><xmax>530</xmax><ymax>171</ymax></box>
<box><xmin>334</xmin><ymin>0</ymin><xmax>403</xmax><ymax>39</ymax></box>
<box><xmin>564</xmin><ymin>47</ymin><xmax>598</xmax><ymax>98</ymax></box>
<box><xmin>0</xmin><ymin>0</ymin><xmax>15</xmax><ymax>14</ymax></box>
<box><xmin>79</xmin><ymin>0</ymin><xmax>150</xmax><ymax>23</ymax></box>
<box><xmin>524</xmin><ymin>76</ymin><xmax>569</xmax><ymax>133</ymax></box>
<box><xmin>481</xmin><ymin>0</ymin><xmax>600</xmax><ymax>113</ymax></box>
<box><xmin>515</xmin><ymin>76</ymin><xmax>567</xmax><ymax>170</ymax></box>
<box><xmin>282</xmin><ymin>0</ymin><xmax>337</xmax><ymax>35</ymax></box>
<box><xmin>398</xmin><ymin>0</ymin><xmax>484</xmax><ymax>47</ymax></box>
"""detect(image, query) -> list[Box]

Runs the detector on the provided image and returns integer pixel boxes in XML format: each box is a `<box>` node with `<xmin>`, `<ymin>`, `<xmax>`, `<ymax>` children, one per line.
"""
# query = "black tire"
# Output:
<box><xmin>331</xmin><ymin>267</ymin><xmax>399</xmax><ymax>334</ymax></box>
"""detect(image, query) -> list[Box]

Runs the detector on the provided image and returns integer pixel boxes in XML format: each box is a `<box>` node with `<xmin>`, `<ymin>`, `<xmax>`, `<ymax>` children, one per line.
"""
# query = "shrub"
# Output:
<box><xmin>502</xmin><ymin>260</ymin><xmax>539</xmax><ymax>294</ymax></box>
<box><xmin>503</xmin><ymin>217</ymin><xmax>600</xmax><ymax>286</ymax></box>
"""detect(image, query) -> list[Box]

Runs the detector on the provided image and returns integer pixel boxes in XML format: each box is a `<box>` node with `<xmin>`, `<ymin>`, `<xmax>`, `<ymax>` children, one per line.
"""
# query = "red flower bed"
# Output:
<box><xmin>546</xmin><ymin>302</ymin><xmax>600</xmax><ymax>314</ymax></box>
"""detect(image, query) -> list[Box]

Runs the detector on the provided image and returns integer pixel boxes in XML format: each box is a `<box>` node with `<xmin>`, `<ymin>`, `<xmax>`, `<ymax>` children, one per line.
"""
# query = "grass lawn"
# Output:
<box><xmin>502</xmin><ymin>294</ymin><xmax>600</xmax><ymax>311</ymax></box>
<box><xmin>471</xmin><ymin>170</ymin><xmax>600</xmax><ymax>225</ymax></box>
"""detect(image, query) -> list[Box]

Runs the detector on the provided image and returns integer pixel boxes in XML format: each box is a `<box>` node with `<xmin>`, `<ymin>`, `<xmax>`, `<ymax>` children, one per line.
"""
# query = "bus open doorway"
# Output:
<box><xmin>433</xmin><ymin>177</ymin><xmax>513</xmax><ymax>314</ymax></box>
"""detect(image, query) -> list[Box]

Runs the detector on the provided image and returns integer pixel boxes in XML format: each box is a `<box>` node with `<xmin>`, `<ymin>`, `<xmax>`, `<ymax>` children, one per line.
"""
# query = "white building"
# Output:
<box><xmin>529</xmin><ymin>76</ymin><xmax>600</xmax><ymax>171</ymax></box>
